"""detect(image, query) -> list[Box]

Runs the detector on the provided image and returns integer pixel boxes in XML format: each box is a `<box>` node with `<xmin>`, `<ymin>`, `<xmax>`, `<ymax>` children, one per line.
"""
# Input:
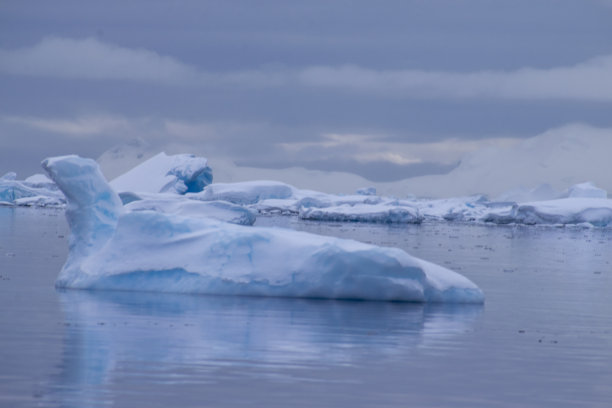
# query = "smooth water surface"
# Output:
<box><xmin>1</xmin><ymin>208</ymin><xmax>611</xmax><ymax>407</ymax></box>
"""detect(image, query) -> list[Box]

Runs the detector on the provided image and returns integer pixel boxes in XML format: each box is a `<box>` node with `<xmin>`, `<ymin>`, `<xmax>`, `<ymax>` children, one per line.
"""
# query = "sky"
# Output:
<box><xmin>1</xmin><ymin>0</ymin><xmax>612</xmax><ymax>182</ymax></box>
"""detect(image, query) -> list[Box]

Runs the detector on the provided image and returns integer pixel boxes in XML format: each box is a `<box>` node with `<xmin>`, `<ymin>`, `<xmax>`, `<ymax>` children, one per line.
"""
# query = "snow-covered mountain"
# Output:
<box><xmin>97</xmin><ymin>124</ymin><xmax>612</xmax><ymax>198</ymax></box>
<box><xmin>96</xmin><ymin>137</ymin><xmax>158</xmax><ymax>180</ymax></box>
<box><xmin>97</xmin><ymin>140</ymin><xmax>376</xmax><ymax>195</ymax></box>
<box><xmin>377</xmin><ymin>124</ymin><xmax>612</xmax><ymax>198</ymax></box>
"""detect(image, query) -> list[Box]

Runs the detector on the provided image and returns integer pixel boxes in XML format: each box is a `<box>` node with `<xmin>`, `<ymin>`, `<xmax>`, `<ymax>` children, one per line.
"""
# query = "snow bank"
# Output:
<box><xmin>110</xmin><ymin>152</ymin><xmax>212</xmax><ymax>195</ymax></box>
<box><xmin>43</xmin><ymin>155</ymin><xmax>484</xmax><ymax>303</ymax></box>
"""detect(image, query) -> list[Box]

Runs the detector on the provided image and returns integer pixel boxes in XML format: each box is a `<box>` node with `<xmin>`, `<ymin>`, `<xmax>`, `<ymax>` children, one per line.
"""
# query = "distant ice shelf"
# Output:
<box><xmin>42</xmin><ymin>155</ymin><xmax>484</xmax><ymax>303</ymax></box>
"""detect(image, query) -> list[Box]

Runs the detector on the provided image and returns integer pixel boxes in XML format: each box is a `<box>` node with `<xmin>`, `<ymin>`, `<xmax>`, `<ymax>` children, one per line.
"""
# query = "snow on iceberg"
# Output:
<box><xmin>299</xmin><ymin>203</ymin><xmax>422</xmax><ymax>224</ymax></box>
<box><xmin>110</xmin><ymin>152</ymin><xmax>213</xmax><ymax>195</ymax></box>
<box><xmin>125</xmin><ymin>196</ymin><xmax>256</xmax><ymax>225</ymax></box>
<box><xmin>43</xmin><ymin>155</ymin><xmax>484</xmax><ymax>303</ymax></box>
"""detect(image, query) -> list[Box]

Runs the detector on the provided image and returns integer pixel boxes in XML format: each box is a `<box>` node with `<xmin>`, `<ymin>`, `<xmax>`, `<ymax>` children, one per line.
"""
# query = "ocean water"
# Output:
<box><xmin>1</xmin><ymin>207</ymin><xmax>611</xmax><ymax>407</ymax></box>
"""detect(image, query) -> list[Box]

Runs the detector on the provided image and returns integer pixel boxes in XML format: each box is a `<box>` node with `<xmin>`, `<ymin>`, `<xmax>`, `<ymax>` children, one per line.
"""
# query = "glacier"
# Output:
<box><xmin>42</xmin><ymin>155</ymin><xmax>484</xmax><ymax>303</ymax></box>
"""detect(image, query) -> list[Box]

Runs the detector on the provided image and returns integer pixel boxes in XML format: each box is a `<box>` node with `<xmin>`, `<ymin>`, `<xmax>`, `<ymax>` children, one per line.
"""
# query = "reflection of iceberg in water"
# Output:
<box><xmin>50</xmin><ymin>291</ymin><xmax>482</xmax><ymax>407</ymax></box>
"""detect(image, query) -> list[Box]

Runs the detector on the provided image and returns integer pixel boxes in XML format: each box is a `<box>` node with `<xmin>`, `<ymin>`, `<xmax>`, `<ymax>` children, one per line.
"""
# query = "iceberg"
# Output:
<box><xmin>299</xmin><ymin>203</ymin><xmax>422</xmax><ymax>224</ymax></box>
<box><xmin>110</xmin><ymin>152</ymin><xmax>213</xmax><ymax>195</ymax></box>
<box><xmin>409</xmin><ymin>196</ymin><xmax>491</xmax><ymax>222</ymax></box>
<box><xmin>483</xmin><ymin>197</ymin><xmax>612</xmax><ymax>227</ymax></box>
<box><xmin>0</xmin><ymin>171</ymin><xmax>64</xmax><ymax>207</ymax></box>
<box><xmin>42</xmin><ymin>155</ymin><xmax>484</xmax><ymax>303</ymax></box>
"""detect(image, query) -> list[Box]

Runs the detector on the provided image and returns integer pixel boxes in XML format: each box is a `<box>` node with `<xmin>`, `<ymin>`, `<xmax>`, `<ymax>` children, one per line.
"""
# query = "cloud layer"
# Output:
<box><xmin>2</xmin><ymin>37</ymin><xmax>612</xmax><ymax>101</ymax></box>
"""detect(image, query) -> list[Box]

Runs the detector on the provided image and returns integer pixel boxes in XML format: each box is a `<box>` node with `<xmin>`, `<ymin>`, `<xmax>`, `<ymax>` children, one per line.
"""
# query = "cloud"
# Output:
<box><xmin>0</xmin><ymin>37</ymin><xmax>201</xmax><ymax>84</ymax></box>
<box><xmin>2</xmin><ymin>37</ymin><xmax>612</xmax><ymax>101</ymax></box>
<box><xmin>279</xmin><ymin>132</ymin><xmax>520</xmax><ymax>167</ymax></box>
<box><xmin>298</xmin><ymin>58</ymin><xmax>612</xmax><ymax>101</ymax></box>
<box><xmin>2</xmin><ymin>114</ymin><xmax>137</xmax><ymax>137</ymax></box>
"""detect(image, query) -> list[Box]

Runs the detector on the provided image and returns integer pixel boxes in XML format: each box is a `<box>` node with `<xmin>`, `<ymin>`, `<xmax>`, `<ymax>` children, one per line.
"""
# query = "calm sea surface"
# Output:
<box><xmin>1</xmin><ymin>207</ymin><xmax>611</xmax><ymax>407</ymax></box>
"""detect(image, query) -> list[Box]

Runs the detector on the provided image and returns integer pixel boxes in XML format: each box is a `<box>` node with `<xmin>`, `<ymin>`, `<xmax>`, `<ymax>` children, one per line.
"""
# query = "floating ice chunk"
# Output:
<box><xmin>563</xmin><ymin>182</ymin><xmax>607</xmax><ymax>199</ymax></box>
<box><xmin>110</xmin><ymin>152</ymin><xmax>212</xmax><ymax>195</ymax></box>
<box><xmin>299</xmin><ymin>203</ymin><xmax>422</xmax><ymax>224</ymax></box>
<box><xmin>195</xmin><ymin>180</ymin><xmax>295</xmax><ymax>204</ymax></box>
<box><xmin>43</xmin><ymin>155</ymin><xmax>483</xmax><ymax>303</ymax></box>
<box><xmin>125</xmin><ymin>196</ymin><xmax>256</xmax><ymax>225</ymax></box>
<box><xmin>411</xmin><ymin>196</ymin><xmax>490</xmax><ymax>221</ymax></box>
<box><xmin>0</xmin><ymin>172</ymin><xmax>64</xmax><ymax>207</ymax></box>
<box><xmin>483</xmin><ymin>197</ymin><xmax>612</xmax><ymax>227</ymax></box>
<box><xmin>0</xmin><ymin>180</ymin><xmax>39</xmax><ymax>203</ymax></box>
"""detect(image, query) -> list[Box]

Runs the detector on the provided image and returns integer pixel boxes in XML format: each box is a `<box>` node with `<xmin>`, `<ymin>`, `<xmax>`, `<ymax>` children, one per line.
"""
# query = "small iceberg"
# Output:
<box><xmin>110</xmin><ymin>152</ymin><xmax>213</xmax><ymax>195</ymax></box>
<box><xmin>483</xmin><ymin>182</ymin><xmax>612</xmax><ymax>227</ymax></box>
<box><xmin>483</xmin><ymin>197</ymin><xmax>612</xmax><ymax>227</ymax></box>
<box><xmin>0</xmin><ymin>171</ymin><xmax>64</xmax><ymax>207</ymax></box>
<box><xmin>299</xmin><ymin>203</ymin><xmax>422</xmax><ymax>224</ymax></box>
<box><xmin>42</xmin><ymin>155</ymin><xmax>484</xmax><ymax>303</ymax></box>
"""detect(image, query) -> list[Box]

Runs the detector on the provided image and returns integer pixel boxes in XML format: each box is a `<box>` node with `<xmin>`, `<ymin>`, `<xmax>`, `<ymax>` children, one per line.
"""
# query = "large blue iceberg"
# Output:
<box><xmin>42</xmin><ymin>155</ymin><xmax>484</xmax><ymax>303</ymax></box>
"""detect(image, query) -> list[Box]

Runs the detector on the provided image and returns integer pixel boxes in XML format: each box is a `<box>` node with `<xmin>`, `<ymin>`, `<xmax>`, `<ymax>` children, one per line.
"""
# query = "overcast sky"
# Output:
<box><xmin>2</xmin><ymin>0</ymin><xmax>612</xmax><ymax>180</ymax></box>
